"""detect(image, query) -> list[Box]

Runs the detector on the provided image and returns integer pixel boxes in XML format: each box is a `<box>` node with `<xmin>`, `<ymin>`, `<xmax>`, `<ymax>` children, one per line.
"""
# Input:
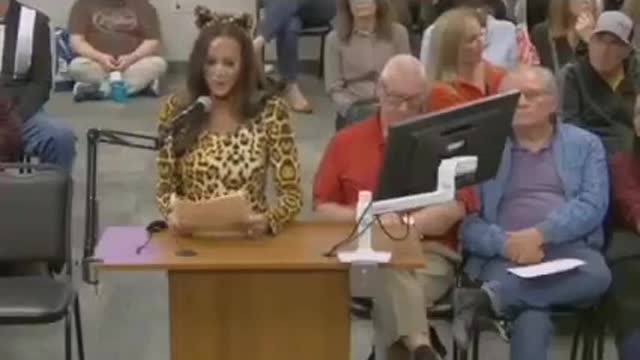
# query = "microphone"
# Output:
<box><xmin>173</xmin><ymin>96</ymin><xmax>212</xmax><ymax>122</ymax></box>
<box><xmin>158</xmin><ymin>96</ymin><xmax>212</xmax><ymax>148</ymax></box>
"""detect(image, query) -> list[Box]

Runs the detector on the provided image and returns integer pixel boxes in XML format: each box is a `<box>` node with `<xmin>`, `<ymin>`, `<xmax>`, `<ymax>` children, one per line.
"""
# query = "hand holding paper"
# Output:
<box><xmin>169</xmin><ymin>192</ymin><xmax>254</xmax><ymax>237</ymax></box>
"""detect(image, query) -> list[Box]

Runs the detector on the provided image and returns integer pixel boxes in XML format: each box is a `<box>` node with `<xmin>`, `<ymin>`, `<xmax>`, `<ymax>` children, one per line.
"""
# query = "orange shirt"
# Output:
<box><xmin>313</xmin><ymin>115</ymin><xmax>479</xmax><ymax>252</ymax></box>
<box><xmin>428</xmin><ymin>62</ymin><xmax>507</xmax><ymax>111</ymax></box>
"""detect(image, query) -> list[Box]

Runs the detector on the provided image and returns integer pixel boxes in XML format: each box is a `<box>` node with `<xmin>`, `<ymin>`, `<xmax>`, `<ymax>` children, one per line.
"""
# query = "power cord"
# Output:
<box><xmin>135</xmin><ymin>220</ymin><xmax>168</xmax><ymax>255</ymax></box>
<box><xmin>375</xmin><ymin>214</ymin><xmax>412</xmax><ymax>242</ymax></box>
<box><xmin>323</xmin><ymin>202</ymin><xmax>413</xmax><ymax>258</ymax></box>
<box><xmin>324</xmin><ymin>200</ymin><xmax>373</xmax><ymax>257</ymax></box>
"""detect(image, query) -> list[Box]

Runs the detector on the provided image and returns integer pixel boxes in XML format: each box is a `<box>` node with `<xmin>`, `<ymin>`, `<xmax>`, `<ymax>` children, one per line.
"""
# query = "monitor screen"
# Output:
<box><xmin>374</xmin><ymin>90</ymin><xmax>520</xmax><ymax>201</ymax></box>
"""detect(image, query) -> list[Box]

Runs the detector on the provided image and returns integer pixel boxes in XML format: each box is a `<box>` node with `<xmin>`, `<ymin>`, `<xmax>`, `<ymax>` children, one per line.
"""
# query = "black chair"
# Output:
<box><xmin>468</xmin><ymin>305</ymin><xmax>603</xmax><ymax>360</ymax></box>
<box><xmin>0</xmin><ymin>163</ymin><xmax>85</xmax><ymax>360</ymax></box>
<box><xmin>255</xmin><ymin>0</ymin><xmax>332</xmax><ymax>78</ymax></box>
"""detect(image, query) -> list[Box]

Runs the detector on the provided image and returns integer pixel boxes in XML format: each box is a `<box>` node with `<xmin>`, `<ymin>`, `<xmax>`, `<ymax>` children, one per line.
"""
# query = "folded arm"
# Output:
<box><xmin>324</xmin><ymin>32</ymin><xmax>359</xmax><ymax>115</ymax></box>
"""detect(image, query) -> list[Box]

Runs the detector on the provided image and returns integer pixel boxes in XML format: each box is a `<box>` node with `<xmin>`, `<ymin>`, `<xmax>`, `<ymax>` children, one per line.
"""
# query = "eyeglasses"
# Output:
<box><xmin>379</xmin><ymin>81</ymin><xmax>425</xmax><ymax>110</ymax></box>
<box><xmin>520</xmin><ymin>89</ymin><xmax>548</xmax><ymax>101</ymax></box>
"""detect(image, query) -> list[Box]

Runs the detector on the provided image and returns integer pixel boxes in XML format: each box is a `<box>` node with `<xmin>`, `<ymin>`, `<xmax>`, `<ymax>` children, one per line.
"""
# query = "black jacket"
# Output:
<box><xmin>0</xmin><ymin>0</ymin><xmax>52</xmax><ymax>122</ymax></box>
<box><xmin>561</xmin><ymin>57</ymin><xmax>637</xmax><ymax>153</ymax></box>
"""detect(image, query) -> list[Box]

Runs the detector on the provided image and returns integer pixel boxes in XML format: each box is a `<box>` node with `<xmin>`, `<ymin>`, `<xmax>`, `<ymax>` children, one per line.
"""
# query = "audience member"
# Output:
<box><xmin>314</xmin><ymin>54</ymin><xmax>477</xmax><ymax>360</ymax></box>
<box><xmin>530</xmin><ymin>0</ymin><xmax>597</xmax><ymax>74</ymax></box>
<box><xmin>68</xmin><ymin>0</ymin><xmax>168</xmax><ymax>102</ymax></box>
<box><xmin>561</xmin><ymin>11</ymin><xmax>636</xmax><ymax>153</ymax></box>
<box><xmin>0</xmin><ymin>94</ymin><xmax>19</xmax><ymax>162</ymax></box>
<box><xmin>253</xmin><ymin>0</ymin><xmax>336</xmax><ymax>113</ymax></box>
<box><xmin>453</xmin><ymin>66</ymin><xmax>612</xmax><ymax>360</ymax></box>
<box><xmin>426</xmin><ymin>7</ymin><xmax>507</xmax><ymax>111</ymax></box>
<box><xmin>604</xmin><ymin>0</ymin><xmax>624</xmax><ymax>10</ymax></box>
<box><xmin>0</xmin><ymin>0</ymin><xmax>76</xmax><ymax>171</ymax></box>
<box><xmin>390</xmin><ymin>0</ymin><xmax>444</xmax><ymax>31</ymax></box>
<box><xmin>325</xmin><ymin>0</ymin><xmax>410</xmax><ymax>130</ymax></box>
<box><xmin>622</xmin><ymin>0</ymin><xmax>639</xmax><ymax>49</ymax></box>
<box><xmin>156</xmin><ymin>10</ymin><xmax>302</xmax><ymax>236</ymax></box>
<box><xmin>421</xmin><ymin>1</ymin><xmax>519</xmax><ymax>70</ymax></box>
<box><xmin>622</xmin><ymin>0</ymin><xmax>640</xmax><ymax>91</ymax></box>
<box><xmin>607</xmin><ymin>121</ymin><xmax>640</xmax><ymax>360</ymax></box>
<box><xmin>526</xmin><ymin>0</ymin><xmax>550</xmax><ymax>30</ymax></box>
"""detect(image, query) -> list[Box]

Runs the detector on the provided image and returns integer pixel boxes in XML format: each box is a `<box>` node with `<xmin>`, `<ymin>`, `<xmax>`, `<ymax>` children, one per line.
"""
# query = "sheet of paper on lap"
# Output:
<box><xmin>508</xmin><ymin>258</ymin><xmax>586</xmax><ymax>278</ymax></box>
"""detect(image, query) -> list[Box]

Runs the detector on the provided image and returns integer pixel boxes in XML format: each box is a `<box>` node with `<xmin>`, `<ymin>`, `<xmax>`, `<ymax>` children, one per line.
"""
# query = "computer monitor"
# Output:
<box><xmin>374</xmin><ymin>90</ymin><xmax>520</xmax><ymax>201</ymax></box>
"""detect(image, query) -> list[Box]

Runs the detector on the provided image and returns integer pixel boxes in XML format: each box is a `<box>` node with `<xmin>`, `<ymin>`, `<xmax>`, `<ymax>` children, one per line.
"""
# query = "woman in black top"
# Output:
<box><xmin>530</xmin><ymin>0</ymin><xmax>598</xmax><ymax>74</ymax></box>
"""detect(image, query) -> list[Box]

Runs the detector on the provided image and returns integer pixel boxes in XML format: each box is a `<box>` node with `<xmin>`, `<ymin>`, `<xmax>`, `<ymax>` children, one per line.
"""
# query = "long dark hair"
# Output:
<box><xmin>169</xmin><ymin>8</ymin><xmax>262</xmax><ymax>158</ymax></box>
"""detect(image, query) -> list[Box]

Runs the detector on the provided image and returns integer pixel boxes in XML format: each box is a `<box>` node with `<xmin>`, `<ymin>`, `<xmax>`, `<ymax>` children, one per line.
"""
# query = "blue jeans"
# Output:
<box><xmin>21</xmin><ymin>111</ymin><xmax>76</xmax><ymax>172</ymax></box>
<box><xmin>474</xmin><ymin>244</ymin><xmax>611</xmax><ymax>360</ymax></box>
<box><xmin>260</xmin><ymin>0</ymin><xmax>335</xmax><ymax>82</ymax></box>
<box><xmin>620</xmin><ymin>331</ymin><xmax>640</xmax><ymax>360</ymax></box>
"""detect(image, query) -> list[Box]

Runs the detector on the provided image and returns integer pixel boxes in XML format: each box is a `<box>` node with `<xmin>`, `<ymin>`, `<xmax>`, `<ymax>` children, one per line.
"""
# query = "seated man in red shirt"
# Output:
<box><xmin>313</xmin><ymin>54</ymin><xmax>477</xmax><ymax>360</ymax></box>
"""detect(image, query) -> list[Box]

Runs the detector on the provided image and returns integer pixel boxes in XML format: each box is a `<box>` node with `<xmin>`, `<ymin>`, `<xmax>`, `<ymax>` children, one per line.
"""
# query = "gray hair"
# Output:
<box><xmin>379</xmin><ymin>54</ymin><xmax>428</xmax><ymax>86</ymax></box>
<box><xmin>500</xmin><ymin>65</ymin><xmax>559</xmax><ymax>98</ymax></box>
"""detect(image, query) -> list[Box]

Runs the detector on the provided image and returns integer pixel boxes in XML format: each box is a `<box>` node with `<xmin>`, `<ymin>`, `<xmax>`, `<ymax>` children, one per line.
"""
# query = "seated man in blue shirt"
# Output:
<box><xmin>452</xmin><ymin>66</ymin><xmax>612</xmax><ymax>360</ymax></box>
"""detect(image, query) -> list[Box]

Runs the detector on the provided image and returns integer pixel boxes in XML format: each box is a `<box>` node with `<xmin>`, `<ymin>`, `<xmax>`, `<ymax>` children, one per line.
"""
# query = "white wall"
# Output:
<box><xmin>21</xmin><ymin>0</ymin><xmax>319</xmax><ymax>62</ymax></box>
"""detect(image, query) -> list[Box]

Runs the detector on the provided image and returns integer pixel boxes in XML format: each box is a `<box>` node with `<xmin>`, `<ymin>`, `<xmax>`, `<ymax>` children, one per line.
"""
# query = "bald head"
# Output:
<box><xmin>379</xmin><ymin>54</ymin><xmax>427</xmax><ymax>89</ymax></box>
<box><xmin>377</xmin><ymin>55</ymin><xmax>429</xmax><ymax>126</ymax></box>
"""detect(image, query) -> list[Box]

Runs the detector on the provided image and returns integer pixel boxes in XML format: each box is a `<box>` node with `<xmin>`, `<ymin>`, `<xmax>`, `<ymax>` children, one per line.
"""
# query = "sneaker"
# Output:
<box><xmin>72</xmin><ymin>82</ymin><xmax>106</xmax><ymax>102</ymax></box>
<box><xmin>452</xmin><ymin>288</ymin><xmax>493</xmax><ymax>350</ymax></box>
<box><xmin>413</xmin><ymin>345</ymin><xmax>441</xmax><ymax>360</ymax></box>
<box><xmin>148</xmin><ymin>79</ymin><xmax>161</xmax><ymax>97</ymax></box>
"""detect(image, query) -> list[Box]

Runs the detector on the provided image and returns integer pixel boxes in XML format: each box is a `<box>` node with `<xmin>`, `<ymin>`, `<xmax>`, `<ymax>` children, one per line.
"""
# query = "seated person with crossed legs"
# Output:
<box><xmin>314</xmin><ymin>54</ymin><xmax>478</xmax><ymax>360</ymax></box>
<box><xmin>68</xmin><ymin>0</ymin><xmax>168</xmax><ymax>102</ymax></box>
<box><xmin>453</xmin><ymin>66</ymin><xmax>612</xmax><ymax>360</ymax></box>
<box><xmin>0</xmin><ymin>0</ymin><xmax>76</xmax><ymax>171</ymax></box>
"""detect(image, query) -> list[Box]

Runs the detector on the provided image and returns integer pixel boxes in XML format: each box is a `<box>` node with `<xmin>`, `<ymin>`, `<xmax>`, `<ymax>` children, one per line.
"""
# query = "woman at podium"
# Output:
<box><xmin>155</xmin><ymin>8</ymin><xmax>303</xmax><ymax>237</ymax></box>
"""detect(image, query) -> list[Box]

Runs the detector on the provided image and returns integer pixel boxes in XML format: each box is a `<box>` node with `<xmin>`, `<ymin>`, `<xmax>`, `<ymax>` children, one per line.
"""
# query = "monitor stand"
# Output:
<box><xmin>337</xmin><ymin>156</ymin><xmax>478</xmax><ymax>264</ymax></box>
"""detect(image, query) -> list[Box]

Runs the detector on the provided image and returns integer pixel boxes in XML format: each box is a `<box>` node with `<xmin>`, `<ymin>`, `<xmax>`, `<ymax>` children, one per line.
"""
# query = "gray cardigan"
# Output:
<box><xmin>324</xmin><ymin>22</ymin><xmax>410</xmax><ymax>115</ymax></box>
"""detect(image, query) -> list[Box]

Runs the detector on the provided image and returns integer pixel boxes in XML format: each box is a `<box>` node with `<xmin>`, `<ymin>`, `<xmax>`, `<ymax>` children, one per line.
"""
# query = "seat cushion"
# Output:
<box><xmin>0</xmin><ymin>276</ymin><xmax>74</xmax><ymax>324</ymax></box>
<box><xmin>300</xmin><ymin>26</ymin><xmax>332</xmax><ymax>35</ymax></box>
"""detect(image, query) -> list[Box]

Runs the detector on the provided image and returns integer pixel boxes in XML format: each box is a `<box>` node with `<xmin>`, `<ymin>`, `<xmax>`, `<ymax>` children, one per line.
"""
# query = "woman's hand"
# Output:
<box><xmin>575</xmin><ymin>12</ymin><xmax>595</xmax><ymax>43</ymax></box>
<box><xmin>245</xmin><ymin>213</ymin><xmax>269</xmax><ymax>238</ymax></box>
<box><xmin>167</xmin><ymin>211</ymin><xmax>192</xmax><ymax>236</ymax></box>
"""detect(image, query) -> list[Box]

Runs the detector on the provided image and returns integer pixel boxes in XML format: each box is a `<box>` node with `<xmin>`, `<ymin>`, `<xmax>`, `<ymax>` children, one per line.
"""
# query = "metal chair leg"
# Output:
<box><xmin>65</xmin><ymin>312</ymin><xmax>72</xmax><ymax>360</ymax></box>
<box><xmin>319</xmin><ymin>34</ymin><xmax>326</xmax><ymax>78</ymax></box>
<box><xmin>472</xmin><ymin>328</ymin><xmax>480</xmax><ymax>360</ymax></box>
<box><xmin>571</xmin><ymin>320</ymin><xmax>582</xmax><ymax>360</ymax></box>
<box><xmin>581</xmin><ymin>319</ymin><xmax>594</xmax><ymax>360</ymax></box>
<box><xmin>74</xmin><ymin>297</ymin><xmax>86</xmax><ymax>360</ymax></box>
<box><xmin>453</xmin><ymin>340</ymin><xmax>458</xmax><ymax>360</ymax></box>
<box><xmin>596</xmin><ymin>325</ymin><xmax>605</xmax><ymax>360</ymax></box>
<box><xmin>367</xmin><ymin>346</ymin><xmax>375</xmax><ymax>360</ymax></box>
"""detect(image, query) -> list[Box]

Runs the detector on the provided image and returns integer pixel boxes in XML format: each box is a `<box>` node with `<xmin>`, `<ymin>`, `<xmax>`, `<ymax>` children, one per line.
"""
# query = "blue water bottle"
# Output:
<box><xmin>109</xmin><ymin>71</ymin><xmax>129</xmax><ymax>104</ymax></box>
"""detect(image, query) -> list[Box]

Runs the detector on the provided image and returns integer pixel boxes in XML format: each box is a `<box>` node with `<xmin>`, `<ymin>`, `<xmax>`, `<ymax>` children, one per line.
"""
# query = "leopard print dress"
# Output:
<box><xmin>156</xmin><ymin>95</ymin><xmax>303</xmax><ymax>234</ymax></box>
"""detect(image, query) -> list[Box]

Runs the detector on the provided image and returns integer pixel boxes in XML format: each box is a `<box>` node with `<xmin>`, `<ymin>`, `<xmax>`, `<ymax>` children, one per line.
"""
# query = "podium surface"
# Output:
<box><xmin>95</xmin><ymin>222</ymin><xmax>425</xmax><ymax>360</ymax></box>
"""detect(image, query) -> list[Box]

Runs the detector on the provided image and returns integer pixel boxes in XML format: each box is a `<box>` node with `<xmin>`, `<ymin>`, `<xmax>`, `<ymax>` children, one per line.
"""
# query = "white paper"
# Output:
<box><xmin>507</xmin><ymin>258</ymin><xmax>586</xmax><ymax>279</ymax></box>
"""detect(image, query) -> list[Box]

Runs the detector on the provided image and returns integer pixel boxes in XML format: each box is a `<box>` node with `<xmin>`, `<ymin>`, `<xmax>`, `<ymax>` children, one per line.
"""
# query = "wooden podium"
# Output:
<box><xmin>95</xmin><ymin>222</ymin><xmax>425</xmax><ymax>360</ymax></box>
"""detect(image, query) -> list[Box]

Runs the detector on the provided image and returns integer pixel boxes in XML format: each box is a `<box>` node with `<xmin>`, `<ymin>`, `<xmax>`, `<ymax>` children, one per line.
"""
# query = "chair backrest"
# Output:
<box><xmin>0</xmin><ymin>164</ymin><xmax>71</xmax><ymax>265</ymax></box>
